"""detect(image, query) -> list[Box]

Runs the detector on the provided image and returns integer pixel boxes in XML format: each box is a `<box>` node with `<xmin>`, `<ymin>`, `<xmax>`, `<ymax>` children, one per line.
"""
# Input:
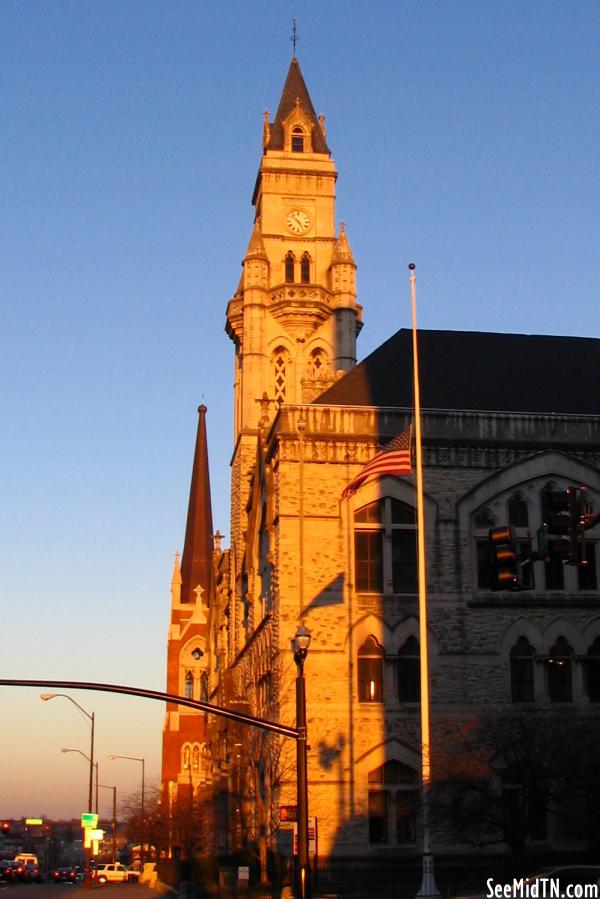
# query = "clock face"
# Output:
<box><xmin>286</xmin><ymin>209</ymin><xmax>311</xmax><ymax>235</ymax></box>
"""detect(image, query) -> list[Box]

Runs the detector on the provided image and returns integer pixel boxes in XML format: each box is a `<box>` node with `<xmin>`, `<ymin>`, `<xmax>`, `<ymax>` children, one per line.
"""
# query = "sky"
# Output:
<box><xmin>1</xmin><ymin>0</ymin><xmax>599</xmax><ymax>821</ymax></box>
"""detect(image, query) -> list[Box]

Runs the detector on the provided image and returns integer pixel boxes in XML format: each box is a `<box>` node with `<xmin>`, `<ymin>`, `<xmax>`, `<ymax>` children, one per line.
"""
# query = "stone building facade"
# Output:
<box><xmin>162</xmin><ymin>57</ymin><xmax>600</xmax><ymax>881</ymax></box>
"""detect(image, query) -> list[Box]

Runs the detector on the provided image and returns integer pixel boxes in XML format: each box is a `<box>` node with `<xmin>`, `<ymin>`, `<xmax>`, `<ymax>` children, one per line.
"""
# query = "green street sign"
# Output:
<box><xmin>81</xmin><ymin>813</ymin><xmax>98</xmax><ymax>829</ymax></box>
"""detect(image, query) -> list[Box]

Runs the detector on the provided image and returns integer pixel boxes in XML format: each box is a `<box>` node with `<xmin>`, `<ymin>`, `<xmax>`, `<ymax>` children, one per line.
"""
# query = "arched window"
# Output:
<box><xmin>541</xmin><ymin>483</ymin><xmax>566</xmax><ymax>590</ymax></box>
<box><xmin>508</xmin><ymin>493</ymin><xmax>529</xmax><ymax>527</ymax></box>
<box><xmin>354</xmin><ymin>498</ymin><xmax>417</xmax><ymax>595</ymax></box>
<box><xmin>391</xmin><ymin>499</ymin><xmax>418</xmax><ymax>593</ymax></box>
<box><xmin>200</xmin><ymin>671</ymin><xmax>209</xmax><ymax>703</ymax></box>
<box><xmin>184</xmin><ymin>671</ymin><xmax>194</xmax><ymax>700</ymax></box>
<box><xmin>510</xmin><ymin>637</ymin><xmax>534</xmax><ymax>703</ymax></box>
<box><xmin>291</xmin><ymin>126</ymin><xmax>304</xmax><ymax>153</ymax></box>
<box><xmin>308</xmin><ymin>348</ymin><xmax>327</xmax><ymax>377</ymax></box>
<box><xmin>586</xmin><ymin>637</ymin><xmax>600</xmax><ymax>701</ymax></box>
<box><xmin>300</xmin><ymin>252</ymin><xmax>310</xmax><ymax>283</ymax></box>
<box><xmin>272</xmin><ymin>347</ymin><xmax>289</xmax><ymax>404</ymax></box>
<box><xmin>547</xmin><ymin>636</ymin><xmax>573</xmax><ymax>702</ymax></box>
<box><xmin>368</xmin><ymin>761</ymin><xmax>417</xmax><ymax>845</ymax></box>
<box><xmin>397</xmin><ymin>636</ymin><xmax>420</xmax><ymax>703</ymax></box>
<box><xmin>474</xmin><ymin>481</ymin><xmax>599</xmax><ymax>594</ymax></box>
<box><xmin>357</xmin><ymin>635</ymin><xmax>384</xmax><ymax>702</ymax></box>
<box><xmin>355</xmin><ymin>501</ymin><xmax>383</xmax><ymax>592</ymax></box>
<box><xmin>182</xmin><ymin>745</ymin><xmax>191</xmax><ymax>770</ymax></box>
<box><xmin>192</xmin><ymin>745</ymin><xmax>200</xmax><ymax>771</ymax></box>
<box><xmin>285</xmin><ymin>252</ymin><xmax>295</xmax><ymax>283</ymax></box>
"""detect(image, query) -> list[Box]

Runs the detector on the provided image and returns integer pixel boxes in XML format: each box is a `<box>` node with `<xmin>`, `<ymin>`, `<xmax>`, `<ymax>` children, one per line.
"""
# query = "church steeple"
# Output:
<box><xmin>180</xmin><ymin>404</ymin><xmax>214</xmax><ymax>606</ymax></box>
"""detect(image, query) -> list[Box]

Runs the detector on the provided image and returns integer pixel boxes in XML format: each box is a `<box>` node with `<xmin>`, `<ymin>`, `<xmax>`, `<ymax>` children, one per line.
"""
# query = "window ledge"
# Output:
<box><xmin>469</xmin><ymin>594</ymin><xmax>600</xmax><ymax>608</ymax></box>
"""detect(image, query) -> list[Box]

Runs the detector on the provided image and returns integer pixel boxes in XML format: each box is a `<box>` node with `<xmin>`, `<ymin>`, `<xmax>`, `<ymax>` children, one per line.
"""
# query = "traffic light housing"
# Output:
<box><xmin>541</xmin><ymin>486</ymin><xmax>585</xmax><ymax>563</ymax></box>
<box><xmin>1</xmin><ymin>821</ymin><xmax>9</xmax><ymax>835</ymax></box>
<box><xmin>489</xmin><ymin>525</ymin><xmax>522</xmax><ymax>590</ymax></box>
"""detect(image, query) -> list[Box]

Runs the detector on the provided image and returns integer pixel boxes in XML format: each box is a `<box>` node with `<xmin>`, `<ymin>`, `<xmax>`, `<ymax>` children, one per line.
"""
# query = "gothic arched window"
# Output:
<box><xmin>285</xmin><ymin>252</ymin><xmax>295</xmax><ymax>283</ymax></box>
<box><xmin>182</xmin><ymin>745</ymin><xmax>191</xmax><ymax>770</ymax></box>
<box><xmin>547</xmin><ymin>636</ymin><xmax>573</xmax><ymax>702</ymax></box>
<box><xmin>200</xmin><ymin>671</ymin><xmax>208</xmax><ymax>703</ymax></box>
<box><xmin>368</xmin><ymin>761</ymin><xmax>417</xmax><ymax>845</ymax></box>
<box><xmin>586</xmin><ymin>637</ymin><xmax>600</xmax><ymax>702</ymax></box>
<box><xmin>307</xmin><ymin>348</ymin><xmax>328</xmax><ymax>379</ymax></box>
<box><xmin>510</xmin><ymin>637</ymin><xmax>534</xmax><ymax>703</ymax></box>
<box><xmin>192</xmin><ymin>745</ymin><xmax>200</xmax><ymax>771</ymax></box>
<box><xmin>272</xmin><ymin>347</ymin><xmax>289</xmax><ymax>404</ymax></box>
<box><xmin>397</xmin><ymin>636</ymin><xmax>420</xmax><ymax>703</ymax></box>
<box><xmin>508</xmin><ymin>493</ymin><xmax>529</xmax><ymax>527</ymax></box>
<box><xmin>354</xmin><ymin>498</ymin><xmax>417</xmax><ymax>595</ymax></box>
<box><xmin>291</xmin><ymin>126</ymin><xmax>304</xmax><ymax>153</ymax></box>
<box><xmin>184</xmin><ymin>671</ymin><xmax>194</xmax><ymax>700</ymax></box>
<box><xmin>300</xmin><ymin>252</ymin><xmax>310</xmax><ymax>283</ymax></box>
<box><xmin>357</xmin><ymin>635</ymin><xmax>384</xmax><ymax>703</ymax></box>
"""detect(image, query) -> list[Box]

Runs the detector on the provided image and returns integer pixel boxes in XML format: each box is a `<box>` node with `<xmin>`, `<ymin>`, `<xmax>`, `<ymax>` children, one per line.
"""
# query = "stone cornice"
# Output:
<box><xmin>264</xmin><ymin>404</ymin><xmax>600</xmax><ymax>468</ymax></box>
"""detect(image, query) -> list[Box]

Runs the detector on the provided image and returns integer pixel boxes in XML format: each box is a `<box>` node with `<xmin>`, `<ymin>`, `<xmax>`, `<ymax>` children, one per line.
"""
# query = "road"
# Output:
<box><xmin>0</xmin><ymin>885</ymin><xmax>154</xmax><ymax>899</ymax></box>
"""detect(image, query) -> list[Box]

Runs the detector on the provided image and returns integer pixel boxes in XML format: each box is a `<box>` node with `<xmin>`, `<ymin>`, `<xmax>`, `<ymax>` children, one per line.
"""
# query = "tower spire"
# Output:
<box><xmin>264</xmin><ymin>57</ymin><xmax>330</xmax><ymax>155</ymax></box>
<box><xmin>180</xmin><ymin>404</ymin><xmax>215</xmax><ymax>606</ymax></box>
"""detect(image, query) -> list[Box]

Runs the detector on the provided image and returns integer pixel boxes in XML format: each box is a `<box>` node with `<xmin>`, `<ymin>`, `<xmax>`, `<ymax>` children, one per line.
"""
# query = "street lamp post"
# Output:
<box><xmin>98</xmin><ymin>784</ymin><xmax>117</xmax><ymax>863</ymax></box>
<box><xmin>61</xmin><ymin>748</ymin><xmax>99</xmax><ymax>813</ymax></box>
<box><xmin>292</xmin><ymin>623</ymin><xmax>312</xmax><ymax>899</ymax></box>
<box><xmin>108</xmin><ymin>754</ymin><xmax>145</xmax><ymax>870</ymax></box>
<box><xmin>41</xmin><ymin>693</ymin><xmax>95</xmax><ymax>889</ymax></box>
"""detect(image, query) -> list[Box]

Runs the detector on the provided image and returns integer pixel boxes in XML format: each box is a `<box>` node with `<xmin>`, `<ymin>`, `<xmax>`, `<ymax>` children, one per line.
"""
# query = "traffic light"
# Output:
<box><xmin>488</xmin><ymin>525</ymin><xmax>522</xmax><ymax>590</ymax></box>
<box><xmin>541</xmin><ymin>486</ymin><xmax>585</xmax><ymax>563</ymax></box>
<box><xmin>1</xmin><ymin>821</ymin><xmax>9</xmax><ymax>835</ymax></box>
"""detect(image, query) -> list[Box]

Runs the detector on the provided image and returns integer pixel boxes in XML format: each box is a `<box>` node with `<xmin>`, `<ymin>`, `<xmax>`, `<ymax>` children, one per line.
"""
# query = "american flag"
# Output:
<box><xmin>342</xmin><ymin>426</ymin><xmax>413</xmax><ymax>498</ymax></box>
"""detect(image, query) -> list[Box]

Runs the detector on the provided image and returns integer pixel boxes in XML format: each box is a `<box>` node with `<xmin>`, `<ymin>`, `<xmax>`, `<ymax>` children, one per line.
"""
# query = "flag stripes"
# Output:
<box><xmin>342</xmin><ymin>426</ymin><xmax>412</xmax><ymax>498</ymax></box>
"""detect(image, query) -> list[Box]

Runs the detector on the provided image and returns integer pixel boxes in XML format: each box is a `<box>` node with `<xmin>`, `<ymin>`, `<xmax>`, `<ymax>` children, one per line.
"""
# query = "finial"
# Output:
<box><xmin>263</xmin><ymin>110</ymin><xmax>270</xmax><ymax>148</ymax></box>
<box><xmin>290</xmin><ymin>19</ymin><xmax>298</xmax><ymax>55</ymax></box>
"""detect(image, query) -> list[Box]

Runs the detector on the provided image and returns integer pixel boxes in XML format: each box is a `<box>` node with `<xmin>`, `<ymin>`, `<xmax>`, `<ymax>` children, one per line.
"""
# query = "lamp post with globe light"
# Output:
<box><xmin>292</xmin><ymin>623</ymin><xmax>312</xmax><ymax>899</ymax></box>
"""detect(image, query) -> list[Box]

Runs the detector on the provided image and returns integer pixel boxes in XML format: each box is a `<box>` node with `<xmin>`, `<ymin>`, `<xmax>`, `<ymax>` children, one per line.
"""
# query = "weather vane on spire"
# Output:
<box><xmin>290</xmin><ymin>19</ymin><xmax>298</xmax><ymax>55</ymax></box>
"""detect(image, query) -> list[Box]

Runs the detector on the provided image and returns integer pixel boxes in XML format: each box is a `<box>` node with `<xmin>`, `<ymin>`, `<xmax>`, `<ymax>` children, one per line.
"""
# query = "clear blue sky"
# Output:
<box><xmin>1</xmin><ymin>0</ymin><xmax>599</xmax><ymax>820</ymax></box>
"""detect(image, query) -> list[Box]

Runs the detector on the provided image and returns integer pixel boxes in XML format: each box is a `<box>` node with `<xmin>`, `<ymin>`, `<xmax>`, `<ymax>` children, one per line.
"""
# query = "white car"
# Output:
<box><xmin>95</xmin><ymin>863</ymin><xmax>140</xmax><ymax>884</ymax></box>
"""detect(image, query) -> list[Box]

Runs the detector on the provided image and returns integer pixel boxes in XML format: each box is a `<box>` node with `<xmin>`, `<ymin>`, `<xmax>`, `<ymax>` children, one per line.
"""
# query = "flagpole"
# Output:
<box><xmin>410</xmin><ymin>263</ymin><xmax>439</xmax><ymax>898</ymax></box>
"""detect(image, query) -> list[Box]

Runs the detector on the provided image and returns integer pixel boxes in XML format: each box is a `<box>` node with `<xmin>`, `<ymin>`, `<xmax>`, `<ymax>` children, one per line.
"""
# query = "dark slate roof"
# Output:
<box><xmin>266</xmin><ymin>57</ymin><xmax>330</xmax><ymax>155</ymax></box>
<box><xmin>314</xmin><ymin>329</ymin><xmax>600</xmax><ymax>416</ymax></box>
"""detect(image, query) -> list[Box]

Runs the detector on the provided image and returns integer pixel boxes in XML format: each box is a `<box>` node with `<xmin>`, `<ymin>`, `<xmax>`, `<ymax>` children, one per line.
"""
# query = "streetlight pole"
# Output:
<box><xmin>41</xmin><ymin>693</ymin><xmax>95</xmax><ymax>889</ymax></box>
<box><xmin>108</xmin><ymin>754</ymin><xmax>145</xmax><ymax>870</ymax></box>
<box><xmin>292</xmin><ymin>623</ymin><xmax>312</xmax><ymax>899</ymax></box>
<box><xmin>61</xmin><ymin>749</ymin><xmax>99</xmax><ymax>813</ymax></box>
<box><xmin>98</xmin><ymin>784</ymin><xmax>117</xmax><ymax>863</ymax></box>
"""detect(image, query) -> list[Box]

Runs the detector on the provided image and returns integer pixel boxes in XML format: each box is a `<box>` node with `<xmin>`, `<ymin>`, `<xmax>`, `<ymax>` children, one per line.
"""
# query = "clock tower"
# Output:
<box><xmin>225</xmin><ymin>58</ymin><xmax>362</xmax><ymax>648</ymax></box>
<box><xmin>226</xmin><ymin>56</ymin><xmax>362</xmax><ymax>436</ymax></box>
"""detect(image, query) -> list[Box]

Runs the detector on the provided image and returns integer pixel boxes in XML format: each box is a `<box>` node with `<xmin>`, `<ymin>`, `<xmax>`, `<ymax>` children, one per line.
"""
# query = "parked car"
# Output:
<box><xmin>52</xmin><ymin>867</ymin><xmax>77</xmax><ymax>883</ymax></box>
<box><xmin>95</xmin><ymin>863</ymin><xmax>140</xmax><ymax>884</ymax></box>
